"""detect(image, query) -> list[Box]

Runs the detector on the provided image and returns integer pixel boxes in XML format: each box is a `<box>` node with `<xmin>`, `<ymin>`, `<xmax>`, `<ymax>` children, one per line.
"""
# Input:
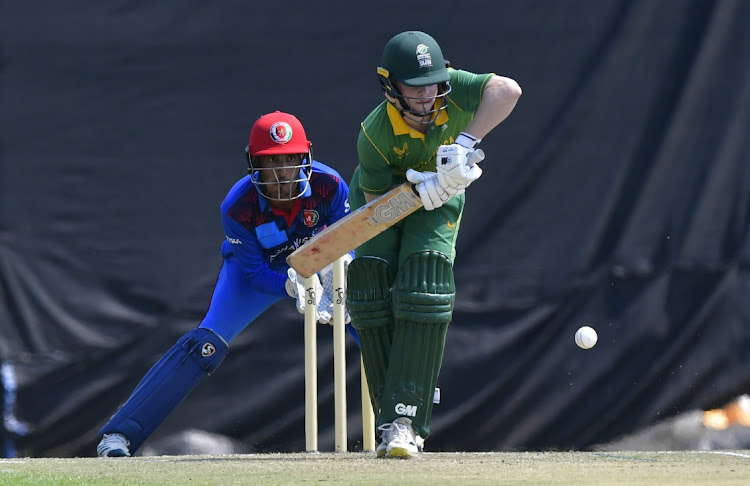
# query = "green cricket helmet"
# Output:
<box><xmin>377</xmin><ymin>31</ymin><xmax>452</xmax><ymax>121</ymax></box>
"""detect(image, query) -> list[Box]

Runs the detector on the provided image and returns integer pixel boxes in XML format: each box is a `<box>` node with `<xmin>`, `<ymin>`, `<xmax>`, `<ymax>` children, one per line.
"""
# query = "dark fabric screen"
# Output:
<box><xmin>1</xmin><ymin>0</ymin><xmax>749</xmax><ymax>456</ymax></box>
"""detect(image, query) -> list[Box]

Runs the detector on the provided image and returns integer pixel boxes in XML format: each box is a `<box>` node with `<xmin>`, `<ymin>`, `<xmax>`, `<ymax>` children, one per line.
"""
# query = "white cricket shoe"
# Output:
<box><xmin>375</xmin><ymin>438</ymin><xmax>388</xmax><ymax>458</ymax></box>
<box><xmin>377</xmin><ymin>417</ymin><xmax>424</xmax><ymax>459</ymax></box>
<box><xmin>97</xmin><ymin>433</ymin><xmax>131</xmax><ymax>457</ymax></box>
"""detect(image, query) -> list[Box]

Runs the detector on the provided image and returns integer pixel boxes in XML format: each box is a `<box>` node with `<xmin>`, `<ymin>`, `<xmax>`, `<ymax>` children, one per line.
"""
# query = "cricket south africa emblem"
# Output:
<box><xmin>269</xmin><ymin>122</ymin><xmax>293</xmax><ymax>144</ymax></box>
<box><xmin>416</xmin><ymin>44</ymin><xmax>432</xmax><ymax>67</ymax></box>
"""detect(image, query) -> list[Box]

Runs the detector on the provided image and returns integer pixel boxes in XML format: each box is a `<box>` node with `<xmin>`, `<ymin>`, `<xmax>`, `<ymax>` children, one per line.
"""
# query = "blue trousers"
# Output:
<box><xmin>198</xmin><ymin>257</ymin><xmax>286</xmax><ymax>342</ymax></box>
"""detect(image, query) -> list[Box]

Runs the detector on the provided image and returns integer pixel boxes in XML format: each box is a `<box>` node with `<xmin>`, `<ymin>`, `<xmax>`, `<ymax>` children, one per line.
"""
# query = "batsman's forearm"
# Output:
<box><xmin>463</xmin><ymin>75</ymin><xmax>522</xmax><ymax>139</ymax></box>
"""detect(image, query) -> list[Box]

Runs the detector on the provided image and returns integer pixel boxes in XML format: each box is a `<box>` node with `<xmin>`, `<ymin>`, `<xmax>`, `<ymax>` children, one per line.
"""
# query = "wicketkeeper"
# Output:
<box><xmin>347</xmin><ymin>30</ymin><xmax>522</xmax><ymax>458</ymax></box>
<box><xmin>97</xmin><ymin>111</ymin><xmax>356</xmax><ymax>457</ymax></box>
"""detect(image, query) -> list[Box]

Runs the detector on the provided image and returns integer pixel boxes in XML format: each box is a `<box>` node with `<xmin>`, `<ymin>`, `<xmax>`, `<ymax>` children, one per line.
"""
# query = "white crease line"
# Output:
<box><xmin>698</xmin><ymin>451</ymin><xmax>750</xmax><ymax>459</ymax></box>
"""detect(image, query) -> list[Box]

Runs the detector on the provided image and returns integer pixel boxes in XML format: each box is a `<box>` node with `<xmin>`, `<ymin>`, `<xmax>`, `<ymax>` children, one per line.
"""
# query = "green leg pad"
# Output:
<box><xmin>380</xmin><ymin>251</ymin><xmax>455</xmax><ymax>439</ymax></box>
<box><xmin>346</xmin><ymin>256</ymin><xmax>395</xmax><ymax>421</ymax></box>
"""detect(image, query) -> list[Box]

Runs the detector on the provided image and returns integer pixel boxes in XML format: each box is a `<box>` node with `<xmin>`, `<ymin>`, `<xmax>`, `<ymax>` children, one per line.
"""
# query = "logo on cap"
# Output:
<box><xmin>270</xmin><ymin>122</ymin><xmax>293</xmax><ymax>144</ymax></box>
<box><xmin>416</xmin><ymin>44</ymin><xmax>432</xmax><ymax>68</ymax></box>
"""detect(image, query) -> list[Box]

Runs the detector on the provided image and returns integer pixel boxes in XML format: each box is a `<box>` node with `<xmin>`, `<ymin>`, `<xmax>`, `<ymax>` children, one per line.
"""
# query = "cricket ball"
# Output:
<box><xmin>575</xmin><ymin>326</ymin><xmax>598</xmax><ymax>349</ymax></box>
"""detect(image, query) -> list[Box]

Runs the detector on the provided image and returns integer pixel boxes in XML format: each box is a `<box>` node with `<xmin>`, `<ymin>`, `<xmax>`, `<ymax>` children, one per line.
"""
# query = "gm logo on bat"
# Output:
<box><xmin>366</xmin><ymin>192</ymin><xmax>418</xmax><ymax>227</ymax></box>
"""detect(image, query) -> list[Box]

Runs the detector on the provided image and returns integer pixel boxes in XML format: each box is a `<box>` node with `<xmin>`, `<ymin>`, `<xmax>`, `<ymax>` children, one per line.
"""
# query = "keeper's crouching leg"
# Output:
<box><xmin>346</xmin><ymin>256</ymin><xmax>395</xmax><ymax>422</ymax></box>
<box><xmin>380</xmin><ymin>251</ymin><xmax>455</xmax><ymax>439</ymax></box>
<box><xmin>99</xmin><ymin>327</ymin><xmax>228</xmax><ymax>454</ymax></box>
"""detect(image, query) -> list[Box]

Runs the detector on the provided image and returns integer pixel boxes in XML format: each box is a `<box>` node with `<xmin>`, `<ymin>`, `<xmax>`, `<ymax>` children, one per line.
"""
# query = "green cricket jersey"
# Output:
<box><xmin>355</xmin><ymin>68</ymin><xmax>494</xmax><ymax>194</ymax></box>
<box><xmin>349</xmin><ymin>68</ymin><xmax>494</xmax><ymax>266</ymax></box>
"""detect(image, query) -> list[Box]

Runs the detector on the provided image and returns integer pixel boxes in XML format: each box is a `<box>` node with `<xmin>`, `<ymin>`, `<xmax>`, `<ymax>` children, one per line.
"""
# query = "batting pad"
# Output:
<box><xmin>99</xmin><ymin>327</ymin><xmax>228</xmax><ymax>453</ymax></box>
<box><xmin>347</xmin><ymin>256</ymin><xmax>395</xmax><ymax>421</ymax></box>
<box><xmin>380</xmin><ymin>251</ymin><xmax>455</xmax><ymax>439</ymax></box>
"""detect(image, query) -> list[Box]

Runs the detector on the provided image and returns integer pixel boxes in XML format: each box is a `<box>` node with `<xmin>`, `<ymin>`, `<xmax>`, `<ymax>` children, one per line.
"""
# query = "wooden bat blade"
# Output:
<box><xmin>286</xmin><ymin>182</ymin><xmax>422</xmax><ymax>277</ymax></box>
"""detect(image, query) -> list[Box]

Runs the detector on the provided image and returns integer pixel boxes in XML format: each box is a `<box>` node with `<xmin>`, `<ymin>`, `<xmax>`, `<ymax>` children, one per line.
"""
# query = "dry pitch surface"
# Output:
<box><xmin>2</xmin><ymin>450</ymin><xmax>750</xmax><ymax>485</ymax></box>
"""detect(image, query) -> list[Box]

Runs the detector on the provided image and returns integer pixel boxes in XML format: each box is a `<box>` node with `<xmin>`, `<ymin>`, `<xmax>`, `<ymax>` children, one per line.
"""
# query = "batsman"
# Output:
<box><xmin>348</xmin><ymin>30</ymin><xmax>522</xmax><ymax>458</ymax></box>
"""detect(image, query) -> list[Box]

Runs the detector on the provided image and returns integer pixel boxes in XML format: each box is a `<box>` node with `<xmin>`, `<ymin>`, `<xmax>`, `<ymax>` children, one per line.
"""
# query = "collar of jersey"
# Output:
<box><xmin>386</xmin><ymin>100</ymin><xmax>448</xmax><ymax>139</ymax></box>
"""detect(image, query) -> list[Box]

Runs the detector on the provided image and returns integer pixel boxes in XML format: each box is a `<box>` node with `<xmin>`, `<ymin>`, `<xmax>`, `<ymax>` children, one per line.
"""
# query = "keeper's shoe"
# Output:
<box><xmin>377</xmin><ymin>417</ymin><xmax>424</xmax><ymax>459</ymax></box>
<box><xmin>97</xmin><ymin>433</ymin><xmax>131</xmax><ymax>457</ymax></box>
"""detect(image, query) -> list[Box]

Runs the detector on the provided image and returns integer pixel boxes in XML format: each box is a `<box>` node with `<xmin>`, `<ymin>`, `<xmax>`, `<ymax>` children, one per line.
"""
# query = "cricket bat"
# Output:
<box><xmin>286</xmin><ymin>149</ymin><xmax>484</xmax><ymax>278</ymax></box>
<box><xmin>286</xmin><ymin>182</ymin><xmax>422</xmax><ymax>277</ymax></box>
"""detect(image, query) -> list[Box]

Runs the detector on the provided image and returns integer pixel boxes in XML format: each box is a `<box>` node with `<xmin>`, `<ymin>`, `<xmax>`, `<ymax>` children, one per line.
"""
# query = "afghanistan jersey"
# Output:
<box><xmin>356</xmin><ymin>68</ymin><xmax>494</xmax><ymax>194</ymax></box>
<box><xmin>220</xmin><ymin>160</ymin><xmax>351</xmax><ymax>296</ymax></box>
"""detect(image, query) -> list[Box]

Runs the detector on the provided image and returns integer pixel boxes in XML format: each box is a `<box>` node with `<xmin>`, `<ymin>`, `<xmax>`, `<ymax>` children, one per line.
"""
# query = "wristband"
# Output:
<box><xmin>455</xmin><ymin>132</ymin><xmax>481</xmax><ymax>149</ymax></box>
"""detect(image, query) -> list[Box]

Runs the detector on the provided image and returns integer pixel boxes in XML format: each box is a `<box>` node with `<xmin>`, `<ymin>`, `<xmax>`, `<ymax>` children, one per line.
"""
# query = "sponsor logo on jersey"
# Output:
<box><xmin>303</xmin><ymin>209</ymin><xmax>319</xmax><ymax>227</ymax></box>
<box><xmin>226</xmin><ymin>236</ymin><xmax>242</xmax><ymax>245</ymax></box>
<box><xmin>268</xmin><ymin>236</ymin><xmax>314</xmax><ymax>263</ymax></box>
<box><xmin>395</xmin><ymin>403</ymin><xmax>418</xmax><ymax>417</ymax></box>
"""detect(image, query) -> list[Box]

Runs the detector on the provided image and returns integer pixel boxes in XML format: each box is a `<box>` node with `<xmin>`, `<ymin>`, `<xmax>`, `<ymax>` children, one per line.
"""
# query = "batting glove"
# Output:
<box><xmin>436</xmin><ymin>145</ymin><xmax>484</xmax><ymax>192</ymax></box>
<box><xmin>406</xmin><ymin>169</ymin><xmax>463</xmax><ymax>211</ymax></box>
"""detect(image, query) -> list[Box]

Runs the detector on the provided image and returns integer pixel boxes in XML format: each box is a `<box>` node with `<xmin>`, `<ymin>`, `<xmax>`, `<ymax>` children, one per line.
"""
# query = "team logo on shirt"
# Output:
<box><xmin>269</xmin><ymin>122</ymin><xmax>293</xmax><ymax>144</ymax></box>
<box><xmin>393</xmin><ymin>142</ymin><xmax>408</xmax><ymax>156</ymax></box>
<box><xmin>416</xmin><ymin>44</ymin><xmax>432</xmax><ymax>68</ymax></box>
<box><xmin>303</xmin><ymin>209</ymin><xmax>319</xmax><ymax>227</ymax></box>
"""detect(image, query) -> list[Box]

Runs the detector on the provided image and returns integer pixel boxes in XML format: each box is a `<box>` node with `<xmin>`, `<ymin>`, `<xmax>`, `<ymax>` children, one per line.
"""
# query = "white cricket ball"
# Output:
<box><xmin>575</xmin><ymin>326</ymin><xmax>598</xmax><ymax>349</ymax></box>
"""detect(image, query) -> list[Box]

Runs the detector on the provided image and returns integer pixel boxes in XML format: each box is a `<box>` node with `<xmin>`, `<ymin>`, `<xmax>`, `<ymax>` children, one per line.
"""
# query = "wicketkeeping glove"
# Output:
<box><xmin>317</xmin><ymin>253</ymin><xmax>353</xmax><ymax>325</ymax></box>
<box><xmin>286</xmin><ymin>268</ymin><xmax>323</xmax><ymax>321</ymax></box>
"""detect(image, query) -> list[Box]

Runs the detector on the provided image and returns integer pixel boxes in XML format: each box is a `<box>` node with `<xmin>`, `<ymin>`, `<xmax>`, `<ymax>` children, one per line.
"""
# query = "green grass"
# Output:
<box><xmin>1</xmin><ymin>451</ymin><xmax>749</xmax><ymax>485</ymax></box>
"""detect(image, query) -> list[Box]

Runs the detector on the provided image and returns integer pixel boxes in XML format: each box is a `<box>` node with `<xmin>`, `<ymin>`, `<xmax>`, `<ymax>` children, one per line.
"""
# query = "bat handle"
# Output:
<box><xmin>468</xmin><ymin>148</ymin><xmax>485</xmax><ymax>165</ymax></box>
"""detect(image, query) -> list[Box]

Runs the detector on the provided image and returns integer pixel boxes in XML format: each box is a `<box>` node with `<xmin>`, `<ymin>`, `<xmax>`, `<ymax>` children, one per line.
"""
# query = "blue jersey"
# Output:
<box><xmin>219</xmin><ymin>160</ymin><xmax>351</xmax><ymax>297</ymax></box>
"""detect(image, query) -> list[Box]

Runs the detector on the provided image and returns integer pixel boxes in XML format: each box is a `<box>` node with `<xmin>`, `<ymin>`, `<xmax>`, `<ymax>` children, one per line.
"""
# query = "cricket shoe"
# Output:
<box><xmin>377</xmin><ymin>417</ymin><xmax>424</xmax><ymax>459</ymax></box>
<box><xmin>97</xmin><ymin>433</ymin><xmax>131</xmax><ymax>457</ymax></box>
<box><xmin>375</xmin><ymin>438</ymin><xmax>388</xmax><ymax>458</ymax></box>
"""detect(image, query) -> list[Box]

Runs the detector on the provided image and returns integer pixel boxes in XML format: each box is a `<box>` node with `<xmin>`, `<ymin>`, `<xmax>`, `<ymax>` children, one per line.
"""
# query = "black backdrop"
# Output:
<box><xmin>1</xmin><ymin>0</ymin><xmax>749</xmax><ymax>457</ymax></box>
